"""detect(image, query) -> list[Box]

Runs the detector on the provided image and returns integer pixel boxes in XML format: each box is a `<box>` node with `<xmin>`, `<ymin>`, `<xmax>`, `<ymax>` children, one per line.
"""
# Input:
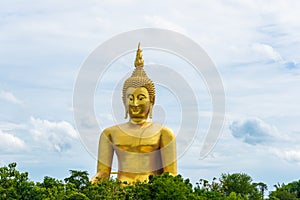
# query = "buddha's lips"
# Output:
<box><xmin>130</xmin><ymin>106</ymin><xmax>140</xmax><ymax>112</ymax></box>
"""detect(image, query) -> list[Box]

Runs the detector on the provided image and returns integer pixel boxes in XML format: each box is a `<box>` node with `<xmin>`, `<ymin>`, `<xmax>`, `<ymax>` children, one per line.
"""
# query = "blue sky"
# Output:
<box><xmin>1</xmin><ymin>0</ymin><xmax>300</xmax><ymax>191</ymax></box>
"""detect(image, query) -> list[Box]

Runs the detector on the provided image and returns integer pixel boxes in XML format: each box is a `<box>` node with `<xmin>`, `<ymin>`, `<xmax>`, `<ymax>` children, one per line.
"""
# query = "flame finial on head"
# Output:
<box><xmin>134</xmin><ymin>42</ymin><xmax>144</xmax><ymax>67</ymax></box>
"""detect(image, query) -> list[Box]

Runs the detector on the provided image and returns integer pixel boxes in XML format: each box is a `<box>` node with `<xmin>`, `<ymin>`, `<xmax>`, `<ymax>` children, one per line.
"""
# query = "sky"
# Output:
<box><xmin>1</xmin><ymin>0</ymin><xmax>300</xmax><ymax>192</ymax></box>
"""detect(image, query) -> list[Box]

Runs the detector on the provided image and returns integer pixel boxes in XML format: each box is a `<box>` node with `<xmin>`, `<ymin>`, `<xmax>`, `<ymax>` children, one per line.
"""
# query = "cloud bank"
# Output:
<box><xmin>229</xmin><ymin>118</ymin><xmax>278</xmax><ymax>145</ymax></box>
<box><xmin>29</xmin><ymin>117</ymin><xmax>78</xmax><ymax>153</ymax></box>
<box><xmin>0</xmin><ymin>130</ymin><xmax>26</xmax><ymax>152</ymax></box>
<box><xmin>0</xmin><ymin>91</ymin><xmax>23</xmax><ymax>105</ymax></box>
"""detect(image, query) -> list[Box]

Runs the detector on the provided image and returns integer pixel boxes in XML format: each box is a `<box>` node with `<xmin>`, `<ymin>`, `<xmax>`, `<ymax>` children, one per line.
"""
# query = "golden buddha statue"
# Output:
<box><xmin>91</xmin><ymin>43</ymin><xmax>177</xmax><ymax>184</ymax></box>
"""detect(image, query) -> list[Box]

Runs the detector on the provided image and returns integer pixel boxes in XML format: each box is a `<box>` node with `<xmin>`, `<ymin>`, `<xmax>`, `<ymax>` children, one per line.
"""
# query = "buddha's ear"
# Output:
<box><xmin>124</xmin><ymin>108</ymin><xmax>128</xmax><ymax>119</ymax></box>
<box><xmin>149</xmin><ymin>103</ymin><xmax>153</xmax><ymax>119</ymax></box>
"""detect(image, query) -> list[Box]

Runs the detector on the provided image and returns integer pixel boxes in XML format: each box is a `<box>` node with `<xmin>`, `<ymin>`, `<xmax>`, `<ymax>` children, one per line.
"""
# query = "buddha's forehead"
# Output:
<box><xmin>126</xmin><ymin>87</ymin><xmax>149</xmax><ymax>96</ymax></box>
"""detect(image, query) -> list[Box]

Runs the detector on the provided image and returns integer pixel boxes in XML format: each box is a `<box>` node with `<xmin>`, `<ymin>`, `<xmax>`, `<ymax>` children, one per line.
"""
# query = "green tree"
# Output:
<box><xmin>123</xmin><ymin>180</ymin><xmax>152</xmax><ymax>200</ymax></box>
<box><xmin>253</xmin><ymin>182</ymin><xmax>267</xmax><ymax>200</ymax></box>
<box><xmin>64</xmin><ymin>170</ymin><xmax>90</xmax><ymax>190</ymax></box>
<box><xmin>285</xmin><ymin>180</ymin><xmax>300</xmax><ymax>198</ymax></box>
<box><xmin>194</xmin><ymin>178</ymin><xmax>224</xmax><ymax>199</ymax></box>
<box><xmin>4</xmin><ymin>162</ymin><xmax>288</xmax><ymax>200</ymax></box>
<box><xmin>269</xmin><ymin>181</ymin><xmax>300</xmax><ymax>200</ymax></box>
<box><xmin>269</xmin><ymin>189</ymin><xmax>297</xmax><ymax>200</ymax></box>
<box><xmin>65</xmin><ymin>191</ymin><xmax>89</xmax><ymax>200</ymax></box>
<box><xmin>225</xmin><ymin>192</ymin><xmax>248</xmax><ymax>200</ymax></box>
<box><xmin>35</xmin><ymin>176</ymin><xmax>66</xmax><ymax>199</ymax></box>
<box><xmin>220</xmin><ymin>173</ymin><xmax>261</xmax><ymax>200</ymax></box>
<box><xmin>0</xmin><ymin>162</ymin><xmax>35</xmax><ymax>200</ymax></box>
<box><xmin>84</xmin><ymin>178</ymin><xmax>126</xmax><ymax>199</ymax></box>
<box><xmin>147</xmin><ymin>173</ymin><xmax>197</xmax><ymax>200</ymax></box>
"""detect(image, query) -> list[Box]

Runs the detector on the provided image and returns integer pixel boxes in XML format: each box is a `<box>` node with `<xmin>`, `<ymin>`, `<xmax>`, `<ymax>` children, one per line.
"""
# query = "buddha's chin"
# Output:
<box><xmin>129</xmin><ymin>116</ymin><xmax>148</xmax><ymax>124</ymax></box>
<box><xmin>129</xmin><ymin>114</ymin><xmax>146</xmax><ymax>119</ymax></box>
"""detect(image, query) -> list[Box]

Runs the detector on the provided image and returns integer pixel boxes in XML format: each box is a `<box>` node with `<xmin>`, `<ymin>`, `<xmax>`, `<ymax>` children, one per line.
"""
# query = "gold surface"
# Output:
<box><xmin>91</xmin><ymin>44</ymin><xmax>177</xmax><ymax>184</ymax></box>
<box><xmin>134</xmin><ymin>42</ymin><xmax>144</xmax><ymax>68</ymax></box>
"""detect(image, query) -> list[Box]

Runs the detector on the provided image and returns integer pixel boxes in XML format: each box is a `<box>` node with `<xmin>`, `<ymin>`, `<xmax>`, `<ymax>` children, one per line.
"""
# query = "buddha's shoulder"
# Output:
<box><xmin>150</xmin><ymin>123</ymin><xmax>175</xmax><ymax>137</ymax></box>
<box><xmin>161</xmin><ymin>127</ymin><xmax>175</xmax><ymax>140</ymax></box>
<box><xmin>101</xmin><ymin>123</ymin><xmax>127</xmax><ymax>134</ymax></box>
<box><xmin>102</xmin><ymin>124</ymin><xmax>121</xmax><ymax>132</ymax></box>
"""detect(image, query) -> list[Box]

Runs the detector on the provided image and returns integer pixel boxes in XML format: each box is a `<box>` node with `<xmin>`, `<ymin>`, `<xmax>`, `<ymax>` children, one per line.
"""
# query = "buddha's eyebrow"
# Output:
<box><xmin>127</xmin><ymin>94</ymin><xmax>133</xmax><ymax>98</ymax></box>
<box><xmin>137</xmin><ymin>94</ymin><xmax>146</xmax><ymax>98</ymax></box>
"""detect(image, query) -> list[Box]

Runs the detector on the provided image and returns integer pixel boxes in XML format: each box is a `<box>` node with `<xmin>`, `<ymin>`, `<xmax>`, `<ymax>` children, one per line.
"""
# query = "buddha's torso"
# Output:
<box><xmin>105</xmin><ymin>122</ymin><xmax>165</xmax><ymax>182</ymax></box>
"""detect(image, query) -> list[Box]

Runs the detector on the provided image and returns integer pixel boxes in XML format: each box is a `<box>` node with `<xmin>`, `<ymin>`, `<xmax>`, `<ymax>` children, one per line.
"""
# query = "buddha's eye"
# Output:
<box><xmin>128</xmin><ymin>95</ymin><xmax>133</xmax><ymax>101</ymax></box>
<box><xmin>138</xmin><ymin>95</ymin><xmax>146</xmax><ymax>101</ymax></box>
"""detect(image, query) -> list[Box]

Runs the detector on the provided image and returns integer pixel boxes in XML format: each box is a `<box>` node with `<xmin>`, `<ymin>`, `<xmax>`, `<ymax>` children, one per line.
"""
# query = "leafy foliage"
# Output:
<box><xmin>220</xmin><ymin>173</ymin><xmax>261</xmax><ymax>199</ymax></box>
<box><xmin>270</xmin><ymin>181</ymin><xmax>300</xmax><ymax>200</ymax></box>
<box><xmin>0</xmin><ymin>162</ymin><xmax>35</xmax><ymax>200</ymax></box>
<box><xmin>0</xmin><ymin>162</ymin><xmax>299</xmax><ymax>199</ymax></box>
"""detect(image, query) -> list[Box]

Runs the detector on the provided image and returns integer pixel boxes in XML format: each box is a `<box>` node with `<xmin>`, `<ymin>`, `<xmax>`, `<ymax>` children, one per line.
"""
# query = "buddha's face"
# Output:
<box><xmin>126</xmin><ymin>87</ymin><xmax>151</xmax><ymax>121</ymax></box>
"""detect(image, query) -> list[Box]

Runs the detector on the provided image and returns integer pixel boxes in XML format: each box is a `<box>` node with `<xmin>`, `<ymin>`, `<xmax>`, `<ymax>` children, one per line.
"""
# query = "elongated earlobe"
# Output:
<box><xmin>149</xmin><ymin>104</ymin><xmax>153</xmax><ymax>119</ymax></box>
<box><xmin>124</xmin><ymin>109</ymin><xmax>128</xmax><ymax>119</ymax></box>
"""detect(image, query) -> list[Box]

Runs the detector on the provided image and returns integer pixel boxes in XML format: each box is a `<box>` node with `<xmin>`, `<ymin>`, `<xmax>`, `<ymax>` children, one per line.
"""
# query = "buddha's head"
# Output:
<box><xmin>122</xmin><ymin>43</ymin><xmax>155</xmax><ymax>123</ymax></box>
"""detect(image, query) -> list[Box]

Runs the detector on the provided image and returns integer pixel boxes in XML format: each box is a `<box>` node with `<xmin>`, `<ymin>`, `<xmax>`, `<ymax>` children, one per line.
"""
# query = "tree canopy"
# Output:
<box><xmin>0</xmin><ymin>162</ymin><xmax>299</xmax><ymax>199</ymax></box>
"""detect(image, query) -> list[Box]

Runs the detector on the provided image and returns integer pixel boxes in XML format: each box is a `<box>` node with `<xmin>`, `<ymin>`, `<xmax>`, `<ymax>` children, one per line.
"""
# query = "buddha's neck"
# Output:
<box><xmin>130</xmin><ymin>118</ymin><xmax>147</xmax><ymax>125</ymax></box>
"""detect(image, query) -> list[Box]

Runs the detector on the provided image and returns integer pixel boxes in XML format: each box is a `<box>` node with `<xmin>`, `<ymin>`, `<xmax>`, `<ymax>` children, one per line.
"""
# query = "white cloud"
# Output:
<box><xmin>0</xmin><ymin>122</ymin><xmax>26</xmax><ymax>131</ymax></box>
<box><xmin>251</xmin><ymin>43</ymin><xmax>283</xmax><ymax>62</ymax></box>
<box><xmin>0</xmin><ymin>91</ymin><xmax>23</xmax><ymax>105</ymax></box>
<box><xmin>229</xmin><ymin>117</ymin><xmax>300</xmax><ymax>166</ymax></box>
<box><xmin>144</xmin><ymin>15</ymin><xmax>187</xmax><ymax>34</ymax></box>
<box><xmin>270</xmin><ymin>148</ymin><xmax>300</xmax><ymax>164</ymax></box>
<box><xmin>229</xmin><ymin>118</ymin><xmax>279</xmax><ymax>145</ymax></box>
<box><xmin>29</xmin><ymin>117</ymin><xmax>78</xmax><ymax>153</ymax></box>
<box><xmin>0</xmin><ymin>130</ymin><xmax>26</xmax><ymax>152</ymax></box>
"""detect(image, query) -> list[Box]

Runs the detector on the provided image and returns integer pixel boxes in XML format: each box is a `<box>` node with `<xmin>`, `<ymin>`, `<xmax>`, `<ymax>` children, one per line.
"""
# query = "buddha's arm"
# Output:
<box><xmin>91</xmin><ymin>129</ymin><xmax>114</xmax><ymax>183</ymax></box>
<box><xmin>160</xmin><ymin>127</ymin><xmax>177</xmax><ymax>175</ymax></box>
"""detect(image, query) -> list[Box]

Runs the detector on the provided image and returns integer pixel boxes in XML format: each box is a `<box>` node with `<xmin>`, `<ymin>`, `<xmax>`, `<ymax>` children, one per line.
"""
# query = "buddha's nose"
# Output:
<box><xmin>132</xmin><ymin>99</ymin><xmax>138</xmax><ymax>106</ymax></box>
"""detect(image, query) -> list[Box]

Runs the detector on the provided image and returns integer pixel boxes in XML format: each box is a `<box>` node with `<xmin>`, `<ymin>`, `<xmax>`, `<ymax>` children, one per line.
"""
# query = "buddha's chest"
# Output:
<box><xmin>110</xmin><ymin>131</ymin><xmax>161</xmax><ymax>152</ymax></box>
